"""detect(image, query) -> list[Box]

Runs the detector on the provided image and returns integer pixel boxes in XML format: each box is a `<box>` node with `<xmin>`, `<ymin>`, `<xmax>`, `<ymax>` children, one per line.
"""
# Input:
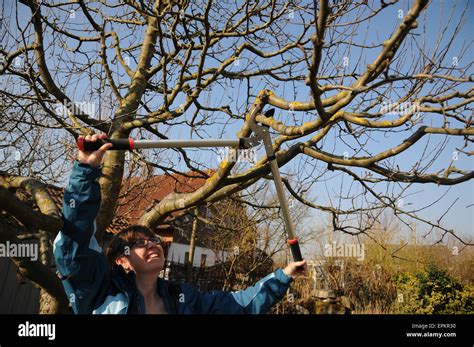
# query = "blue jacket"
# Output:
<box><xmin>53</xmin><ymin>162</ymin><xmax>293</xmax><ymax>314</ymax></box>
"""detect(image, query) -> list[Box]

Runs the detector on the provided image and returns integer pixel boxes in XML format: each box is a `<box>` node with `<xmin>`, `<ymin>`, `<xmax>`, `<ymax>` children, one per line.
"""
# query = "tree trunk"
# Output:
<box><xmin>37</xmin><ymin>230</ymin><xmax>70</xmax><ymax>314</ymax></box>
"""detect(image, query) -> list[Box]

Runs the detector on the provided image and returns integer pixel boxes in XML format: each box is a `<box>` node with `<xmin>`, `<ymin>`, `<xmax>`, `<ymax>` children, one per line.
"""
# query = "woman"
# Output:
<box><xmin>53</xmin><ymin>134</ymin><xmax>306</xmax><ymax>314</ymax></box>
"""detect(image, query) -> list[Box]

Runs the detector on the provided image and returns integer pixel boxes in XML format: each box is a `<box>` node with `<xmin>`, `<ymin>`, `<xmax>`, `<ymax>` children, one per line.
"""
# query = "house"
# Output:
<box><xmin>116</xmin><ymin>170</ymin><xmax>233</xmax><ymax>268</ymax></box>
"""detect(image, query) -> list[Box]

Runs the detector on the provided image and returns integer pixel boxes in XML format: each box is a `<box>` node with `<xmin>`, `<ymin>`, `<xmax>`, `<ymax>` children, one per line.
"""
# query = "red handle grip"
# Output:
<box><xmin>288</xmin><ymin>238</ymin><xmax>304</xmax><ymax>270</ymax></box>
<box><xmin>77</xmin><ymin>138</ymin><xmax>134</xmax><ymax>151</ymax></box>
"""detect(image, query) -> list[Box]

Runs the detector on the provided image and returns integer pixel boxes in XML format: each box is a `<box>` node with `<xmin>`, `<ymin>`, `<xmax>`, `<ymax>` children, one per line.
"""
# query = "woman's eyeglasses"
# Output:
<box><xmin>130</xmin><ymin>236</ymin><xmax>162</xmax><ymax>249</ymax></box>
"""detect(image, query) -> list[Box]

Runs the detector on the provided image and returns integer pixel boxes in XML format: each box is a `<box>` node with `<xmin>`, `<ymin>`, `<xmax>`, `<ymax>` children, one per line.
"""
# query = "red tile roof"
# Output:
<box><xmin>116</xmin><ymin>170</ymin><xmax>214</xmax><ymax>224</ymax></box>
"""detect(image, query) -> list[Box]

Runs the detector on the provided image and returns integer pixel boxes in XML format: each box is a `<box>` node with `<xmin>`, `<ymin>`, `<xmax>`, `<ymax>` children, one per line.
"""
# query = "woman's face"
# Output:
<box><xmin>116</xmin><ymin>233</ymin><xmax>166</xmax><ymax>275</ymax></box>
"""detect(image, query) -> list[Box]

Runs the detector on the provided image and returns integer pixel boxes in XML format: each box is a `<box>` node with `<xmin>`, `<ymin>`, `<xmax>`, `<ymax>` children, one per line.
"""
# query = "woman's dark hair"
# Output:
<box><xmin>105</xmin><ymin>225</ymin><xmax>156</xmax><ymax>266</ymax></box>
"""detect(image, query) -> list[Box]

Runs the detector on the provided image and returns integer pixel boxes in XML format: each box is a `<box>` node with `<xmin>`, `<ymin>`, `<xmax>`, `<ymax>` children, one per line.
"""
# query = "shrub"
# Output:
<box><xmin>393</xmin><ymin>264</ymin><xmax>474</xmax><ymax>314</ymax></box>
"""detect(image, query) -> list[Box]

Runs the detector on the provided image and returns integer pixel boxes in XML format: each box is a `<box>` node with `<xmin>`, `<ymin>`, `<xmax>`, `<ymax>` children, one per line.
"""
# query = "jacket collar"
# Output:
<box><xmin>112</xmin><ymin>265</ymin><xmax>174</xmax><ymax>314</ymax></box>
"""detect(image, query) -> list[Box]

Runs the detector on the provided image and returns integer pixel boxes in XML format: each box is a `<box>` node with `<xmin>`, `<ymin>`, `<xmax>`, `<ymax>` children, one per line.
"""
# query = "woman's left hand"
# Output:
<box><xmin>283</xmin><ymin>259</ymin><xmax>307</xmax><ymax>279</ymax></box>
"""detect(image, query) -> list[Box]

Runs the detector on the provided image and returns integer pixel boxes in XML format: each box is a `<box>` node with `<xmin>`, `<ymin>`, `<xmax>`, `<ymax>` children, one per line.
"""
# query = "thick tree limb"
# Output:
<box><xmin>0</xmin><ymin>218</ymin><xmax>70</xmax><ymax>313</ymax></box>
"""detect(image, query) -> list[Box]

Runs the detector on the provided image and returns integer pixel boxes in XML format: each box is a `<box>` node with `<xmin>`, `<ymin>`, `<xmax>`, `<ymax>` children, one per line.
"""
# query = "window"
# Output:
<box><xmin>184</xmin><ymin>252</ymin><xmax>190</xmax><ymax>265</ymax></box>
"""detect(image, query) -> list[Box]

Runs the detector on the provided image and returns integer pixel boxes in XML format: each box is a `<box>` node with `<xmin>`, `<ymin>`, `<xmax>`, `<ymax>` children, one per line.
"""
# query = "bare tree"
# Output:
<box><xmin>191</xmin><ymin>182</ymin><xmax>310</xmax><ymax>290</ymax></box>
<box><xmin>0</xmin><ymin>0</ymin><xmax>472</xmax><ymax>312</ymax></box>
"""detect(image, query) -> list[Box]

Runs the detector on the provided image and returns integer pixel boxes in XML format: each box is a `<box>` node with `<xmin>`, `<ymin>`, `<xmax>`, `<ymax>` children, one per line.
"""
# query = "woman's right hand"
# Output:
<box><xmin>77</xmin><ymin>134</ymin><xmax>113</xmax><ymax>168</ymax></box>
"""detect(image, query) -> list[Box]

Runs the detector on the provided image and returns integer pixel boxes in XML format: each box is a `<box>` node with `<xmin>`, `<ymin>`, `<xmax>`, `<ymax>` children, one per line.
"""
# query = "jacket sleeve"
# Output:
<box><xmin>185</xmin><ymin>268</ymin><xmax>292</xmax><ymax>314</ymax></box>
<box><xmin>53</xmin><ymin>161</ymin><xmax>111</xmax><ymax>314</ymax></box>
